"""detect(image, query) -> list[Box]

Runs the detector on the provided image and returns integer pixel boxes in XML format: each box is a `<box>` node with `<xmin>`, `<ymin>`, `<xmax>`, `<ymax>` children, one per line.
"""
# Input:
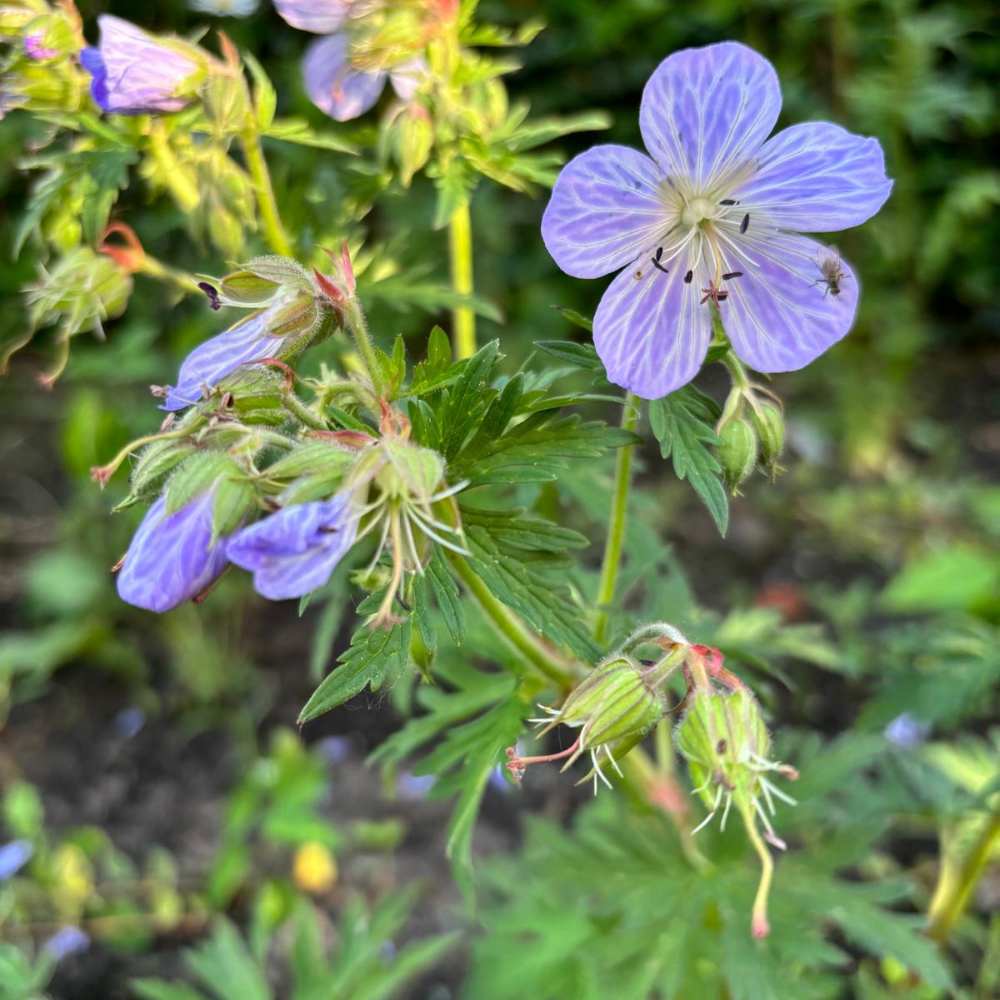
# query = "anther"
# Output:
<box><xmin>722</xmin><ymin>271</ymin><xmax>743</xmax><ymax>280</ymax></box>
<box><xmin>683</xmin><ymin>270</ymin><xmax>693</xmax><ymax>284</ymax></box>
<box><xmin>198</xmin><ymin>282</ymin><xmax>221</xmax><ymax>310</ymax></box>
<box><xmin>720</xmin><ymin>199</ymin><xmax>739</xmax><ymax>206</ymax></box>
<box><xmin>740</xmin><ymin>213</ymin><xmax>750</xmax><ymax>234</ymax></box>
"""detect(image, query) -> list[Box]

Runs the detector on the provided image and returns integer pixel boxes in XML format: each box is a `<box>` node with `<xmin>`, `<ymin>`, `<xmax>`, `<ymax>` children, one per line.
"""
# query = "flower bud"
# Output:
<box><xmin>717</xmin><ymin>417</ymin><xmax>758</xmax><ymax>493</ymax></box>
<box><xmin>750</xmin><ymin>402</ymin><xmax>784</xmax><ymax>473</ymax></box>
<box><xmin>389</xmin><ymin>104</ymin><xmax>433</xmax><ymax>187</ymax></box>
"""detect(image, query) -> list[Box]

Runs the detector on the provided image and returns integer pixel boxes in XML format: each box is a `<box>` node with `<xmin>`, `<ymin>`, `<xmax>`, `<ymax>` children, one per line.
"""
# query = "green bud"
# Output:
<box><xmin>717</xmin><ymin>418</ymin><xmax>758</xmax><ymax>493</ymax></box>
<box><xmin>750</xmin><ymin>402</ymin><xmax>785</xmax><ymax>471</ymax></box>
<box><xmin>376</xmin><ymin>439</ymin><xmax>445</xmax><ymax>502</ymax></box>
<box><xmin>391</xmin><ymin>106</ymin><xmax>434</xmax><ymax>188</ymax></box>
<box><xmin>218</xmin><ymin>269</ymin><xmax>281</xmax><ymax>307</ymax></box>
<box><xmin>129</xmin><ymin>438</ymin><xmax>198</xmax><ymax>500</ymax></box>
<box><xmin>266</xmin><ymin>295</ymin><xmax>321</xmax><ymax>339</ymax></box>
<box><xmin>264</xmin><ymin>440</ymin><xmax>357</xmax><ymax>483</ymax></box>
<box><xmin>202</xmin><ymin>71</ymin><xmax>250</xmax><ymax>133</ymax></box>
<box><xmin>558</xmin><ymin>656</ymin><xmax>666</xmax><ymax>754</ymax></box>
<box><xmin>211</xmin><ymin>472</ymin><xmax>257</xmax><ymax>543</ymax></box>
<box><xmin>242</xmin><ymin>255</ymin><xmax>313</xmax><ymax>292</ymax></box>
<box><xmin>164</xmin><ymin>452</ymin><xmax>241</xmax><ymax>514</ymax></box>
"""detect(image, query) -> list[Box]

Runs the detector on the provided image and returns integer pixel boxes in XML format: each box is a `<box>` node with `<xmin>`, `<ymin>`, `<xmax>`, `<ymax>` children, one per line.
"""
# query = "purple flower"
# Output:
<box><xmin>541</xmin><ymin>42</ymin><xmax>892</xmax><ymax>399</ymax></box>
<box><xmin>0</xmin><ymin>840</ymin><xmax>33</xmax><ymax>880</ymax></box>
<box><xmin>276</xmin><ymin>1</ymin><xmax>425</xmax><ymax>121</ymax></box>
<box><xmin>43</xmin><ymin>926</ymin><xmax>91</xmax><ymax>960</ymax></box>
<box><xmin>274</xmin><ymin>0</ymin><xmax>353</xmax><ymax>33</ymax></box>
<box><xmin>226</xmin><ymin>494</ymin><xmax>358</xmax><ymax>600</ymax></box>
<box><xmin>80</xmin><ymin>15</ymin><xmax>201</xmax><ymax>115</ymax></box>
<box><xmin>117</xmin><ymin>491</ymin><xmax>229</xmax><ymax>612</ymax></box>
<box><xmin>163</xmin><ymin>292</ymin><xmax>309</xmax><ymax>411</ymax></box>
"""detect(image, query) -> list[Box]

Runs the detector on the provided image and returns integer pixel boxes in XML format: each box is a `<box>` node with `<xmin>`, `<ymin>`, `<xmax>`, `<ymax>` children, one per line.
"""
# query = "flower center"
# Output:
<box><xmin>680</xmin><ymin>196</ymin><xmax>717</xmax><ymax>229</ymax></box>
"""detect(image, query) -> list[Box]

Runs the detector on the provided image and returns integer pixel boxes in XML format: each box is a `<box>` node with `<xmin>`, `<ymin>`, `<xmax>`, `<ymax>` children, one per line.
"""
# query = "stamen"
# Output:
<box><xmin>719</xmin><ymin>199</ymin><xmax>739</xmax><ymax>206</ymax></box>
<box><xmin>740</xmin><ymin>213</ymin><xmax>750</xmax><ymax>234</ymax></box>
<box><xmin>722</xmin><ymin>271</ymin><xmax>743</xmax><ymax>280</ymax></box>
<box><xmin>684</xmin><ymin>270</ymin><xmax>693</xmax><ymax>284</ymax></box>
<box><xmin>604</xmin><ymin>744</ymin><xmax>624</xmax><ymax>778</ymax></box>
<box><xmin>720</xmin><ymin>790</ymin><xmax>734</xmax><ymax>831</ymax></box>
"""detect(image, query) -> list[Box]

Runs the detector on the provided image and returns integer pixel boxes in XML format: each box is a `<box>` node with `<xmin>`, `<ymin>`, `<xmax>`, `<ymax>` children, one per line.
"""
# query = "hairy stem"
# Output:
<box><xmin>593</xmin><ymin>392</ymin><xmax>640</xmax><ymax>644</ymax></box>
<box><xmin>447</xmin><ymin>552</ymin><xmax>577</xmax><ymax>689</ymax></box>
<box><xmin>927</xmin><ymin>810</ymin><xmax>1000</xmax><ymax>945</ymax></box>
<box><xmin>240</xmin><ymin>126</ymin><xmax>292</xmax><ymax>257</ymax></box>
<box><xmin>136</xmin><ymin>254</ymin><xmax>203</xmax><ymax>297</ymax></box>
<box><xmin>341</xmin><ymin>297</ymin><xmax>386</xmax><ymax>401</ymax></box>
<box><xmin>448</xmin><ymin>201</ymin><xmax>476</xmax><ymax>360</ymax></box>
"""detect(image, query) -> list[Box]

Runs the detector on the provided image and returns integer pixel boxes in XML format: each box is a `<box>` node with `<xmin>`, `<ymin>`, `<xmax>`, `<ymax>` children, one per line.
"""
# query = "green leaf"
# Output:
<box><xmin>244</xmin><ymin>53</ymin><xmax>276</xmax><ymax>131</ymax></box>
<box><xmin>299</xmin><ymin>610</ymin><xmax>411</xmax><ymax>723</ymax></box>
<box><xmin>263</xmin><ymin>117</ymin><xmax>357</xmax><ymax>154</ymax></box>
<box><xmin>649</xmin><ymin>386</ymin><xmax>729</xmax><ymax>536</ymax></box>
<box><xmin>78</xmin><ymin>149</ymin><xmax>137</xmax><ymax>246</ymax></box>
<box><xmin>461</xmin><ymin>507</ymin><xmax>599</xmax><ymax>662</ymax></box>
<box><xmin>439</xmin><ymin>339</ymin><xmax>501</xmax><ymax>459</ymax></box>
<box><xmin>882</xmin><ymin>544</ymin><xmax>1000</xmax><ymax>614</ymax></box>
<box><xmin>426</xmin><ymin>549</ymin><xmax>465</xmax><ymax>645</ymax></box>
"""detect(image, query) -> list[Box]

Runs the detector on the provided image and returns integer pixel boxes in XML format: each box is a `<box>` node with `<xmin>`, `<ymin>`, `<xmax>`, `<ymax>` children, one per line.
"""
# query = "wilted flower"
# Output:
<box><xmin>276</xmin><ymin>0</ymin><xmax>427</xmax><ymax>121</ymax></box>
<box><xmin>80</xmin><ymin>15</ymin><xmax>205</xmax><ymax>115</ymax></box>
<box><xmin>116</xmin><ymin>488</ymin><xmax>230</xmax><ymax>613</ymax></box>
<box><xmin>675</xmin><ymin>675</ymin><xmax>798</xmax><ymax>938</ymax></box>
<box><xmin>162</xmin><ymin>256</ymin><xmax>334</xmax><ymax>411</ymax></box>
<box><xmin>541</xmin><ymin>41</ymin><xmax>892</xmax><ymax>399</ymax></box>
<box><xmin>508</xmin><ymin>647</ymin><xmax>685</xmax><ymax>793</ymax></box>
<box><xmin>227</xmin><ymin>493</ymin><xmax>358</xmax><ymax>599</ymax></box>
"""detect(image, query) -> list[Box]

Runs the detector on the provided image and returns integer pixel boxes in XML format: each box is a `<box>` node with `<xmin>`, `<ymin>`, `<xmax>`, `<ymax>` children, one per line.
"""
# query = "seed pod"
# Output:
<box><xmin>717</xmin><ymin>418</ymin><xmax>758</xmax><ymax>492</ymax></box>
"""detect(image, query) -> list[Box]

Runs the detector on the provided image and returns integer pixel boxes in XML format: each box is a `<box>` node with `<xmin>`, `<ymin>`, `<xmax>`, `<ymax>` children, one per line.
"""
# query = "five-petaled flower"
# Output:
<box><xmin>542</xmin><ymin>41</ymin><xmax>892</xmax><ymax>399</ymax></box>
<box><xmin>80</xmin><ymin>15</ymin><xmax>205</xmax><ymax>115</ymax></box>
<box><xmin>275</xmin><ymin>0</ymin><xmax>425</xmax><ymax>121</ymax></box>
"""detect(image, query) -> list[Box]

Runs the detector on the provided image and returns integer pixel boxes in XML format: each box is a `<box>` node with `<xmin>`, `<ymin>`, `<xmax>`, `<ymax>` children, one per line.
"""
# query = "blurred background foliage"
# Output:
<box><xmin>0</xmin><ymin>0</ymin><xmax>997</xmax><ymax>997</ymax></box>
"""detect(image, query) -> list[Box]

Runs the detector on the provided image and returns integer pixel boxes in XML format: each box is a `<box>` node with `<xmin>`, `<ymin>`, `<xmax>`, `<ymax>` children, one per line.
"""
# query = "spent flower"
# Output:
<box><xmin>542</xmin><ymin>41</ymin><xmax>892</xmax><ymax>399</ymax></box>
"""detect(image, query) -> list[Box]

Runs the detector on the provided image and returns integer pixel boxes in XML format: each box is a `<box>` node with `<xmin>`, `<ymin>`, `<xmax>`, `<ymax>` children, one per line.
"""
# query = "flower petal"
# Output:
<box><xmin>593</xmin><ymin>252</ymin><xmax>713</xmax><ymax>399</ymax></box>
<box><xmin>732</xmin><ymin>122</ymin><xmax>892</xmax><ymax>232</ymax></box>
<box><xmin>163</xmin><ymin>310</ymin><xmax>279</xmax><ymax>411</ymax></box>
<box><xmin>88</xmin><ymin>15</ymin><xmax>199</xmax><ymax>114</ymax></box>
<box><xmin>720</xmin><ymin>234</ymin><xmax>859</xmax><ymax>372</ymax></box>
<box><xmin>117</xmin><ymin>493</ymin><xmax>228</xmax><ymax>612</ymax></box>
<box><xmin>541</xmin><ymin>145</ymin><xmax>669</xmax><ymax>279</ymax></box>
<box><xmin>388</xmin><ymin>57</ymin><xmax>427</xmax><ymax>101</ymax></box>
<box><xmin>227</xmin><ymin>495</ymin><xmax>357</xmax><ymax>600</ymax></box>
<box><xmin>639</xmin><ymin>42</ymin><xmax>780</xmax><ymax>190</ymax></box>
<box><xmin>303</xmin><ymin>34</ymin><xmax>386</xmax><ymax>122</ymax></box>
<box><xmin>274</xmin><ymin>0</ymin><xmax>352</xmax><ymax>33</ymax></box>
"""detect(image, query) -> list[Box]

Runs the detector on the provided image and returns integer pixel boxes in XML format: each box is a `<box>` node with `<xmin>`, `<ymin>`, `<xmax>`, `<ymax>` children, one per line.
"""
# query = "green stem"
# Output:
<box><xmin>721</xmin><ymin>348</ymin><xmax>752</xmax><ymax>392</ymax></box>
<box><xmin>240</xmin><ymin>126</ymin><xmax>292</xmax><ymax>257</ymax></box>
<box><xmin>448</xmin><ymin>201</ymin><xmax>476</xmax><ymax>360</ymax></box>
<box><xmin>137</xmin><ymin>254</ymin><xmax>203</xmax><ymax>297</ymax></box>
<box><xmin>742</xmin><ymin>804</ymin><xmax>775</xmax><ymax>939</ymax></box>
<box><xmin>593</xmin><ymin>392</ymin><xmax>639</xmax><ymax>644</ymax></box>
<box><xmin>342</xmin><ymin>297</ymin><xmax>386</xmax><ymax>400</ymax></box>
<box><xmin>447</xmin><ymin>552</ymin><xmax>577</xmax><ymax>690</ymax></box>
<box><xmin>927</xmin><ymin>811</ymin><xmax>1000</xmax><ymax>945</ymax></box>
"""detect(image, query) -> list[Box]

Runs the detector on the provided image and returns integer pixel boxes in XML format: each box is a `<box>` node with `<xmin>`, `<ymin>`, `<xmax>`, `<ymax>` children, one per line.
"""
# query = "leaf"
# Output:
<box><xmin>298</xmin><ymin>608</ymin><xmax>411</xmax><ymax>723</ymax></box>
<box><xmin>263</xmin><ymin>117</ymin><xmax>357</xmax><ymax>154</ymax></box>
<box><xmin>431</xmin><ymin>156</ymin><xmax>476</xmax><ymax>229</ymax></box>
<box><xmin>78</xmin><ymin>149</ymin><xmax>137</xmax><ymax>246</ymax></box>
<box><xmin>882</xmin><ymin>545</ymin><xmax>999</xmax><ymax>614</ymax></box>
<box><xmin>426</xmin><ymin>549</ymin><xmax>465</xmax><ymax>645</ymax></box>
<box><xmin>439</xmin><ymin>340</ymin><xmax>501</xmax><ymax>459</ymax></box>
<box><xmin>243</xmin><ymin>53</ymin><xmax>277</xmax><ymax>131</ymax></box>
<box><xmin>460</xmin><ymin>507</ymin><xmax>599</xmax><ymax>662</ymax></box>
<box><xmin>649</xmin><ymin>386</ymin><xmax>729</xmax><ymax>536</ymax></box>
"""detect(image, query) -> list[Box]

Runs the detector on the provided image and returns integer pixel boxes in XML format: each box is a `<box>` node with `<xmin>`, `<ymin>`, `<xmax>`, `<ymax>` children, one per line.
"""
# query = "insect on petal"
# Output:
<box><xmin>541</xmin><ymin>145</ymin><xmax>670</xmax><ymax>279</ymax></box>
<box><xmin>721</xmin><ymin>234</ymin><xmax>859</xmax><ymax>373</ymax></box>
<box><xmin>639</xmin><ymin>42</ymin><xmax>781</xmax><ymax>190</ymax></box>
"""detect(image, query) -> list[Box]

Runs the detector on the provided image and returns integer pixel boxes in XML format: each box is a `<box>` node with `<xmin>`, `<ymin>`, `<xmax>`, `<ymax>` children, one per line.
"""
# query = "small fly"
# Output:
<box><xmin>815</xmin><ymin>250</ymin><xmax>846</xmax><ymax>296</ymax></box>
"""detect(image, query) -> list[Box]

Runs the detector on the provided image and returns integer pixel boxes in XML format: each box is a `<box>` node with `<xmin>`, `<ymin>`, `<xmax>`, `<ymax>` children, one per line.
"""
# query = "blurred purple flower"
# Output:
<box><xmin>396</xmin><ymin>770</ymin><xmax>435</xmax><ymax>800</ymax></box>
<box><xmin>274</xmin><ymin>0</ymin><xmax>353</xmax><ymax>33</ymax></box>
<box><xmin>117</xmin><ymin>490</ymin><xmax>229</xmax><ymax>612</ymax></box>
<box><xmin>43</xmin><ymin>926</ymin><xmax>91</xmax><ymax>960</ymax></box>
<box><xmin>80</xmin><ymin>15</ymin><xmax>201</xmax><ymax>115</ymax></box>
<box><xmin>163</xmin><ymin>295</ymin><xmax>302</xmax><ymax>411</ymax></box>
<box><xmin>541</xmin><ymin>42</ymin><xmax>892</xmax><ymax>399</ymax></box>
<box><xmin>227</xmin><ymin>493</ymin><xmax>358</xmax><ymax>600</ymax></box>
<box><xmin>0</xmin><ymin>840</ymin><xmax>33</xmax><ymax>880</ymax></box>
<box><xmin>885</xmin><ymin>712</ymin><xmax>929</xmax><ymax>749</ymax></box>
<box><xmin>276</xmin><ymin>1</ymin><xmax>425</xmax><ymax>121</ymax></box>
